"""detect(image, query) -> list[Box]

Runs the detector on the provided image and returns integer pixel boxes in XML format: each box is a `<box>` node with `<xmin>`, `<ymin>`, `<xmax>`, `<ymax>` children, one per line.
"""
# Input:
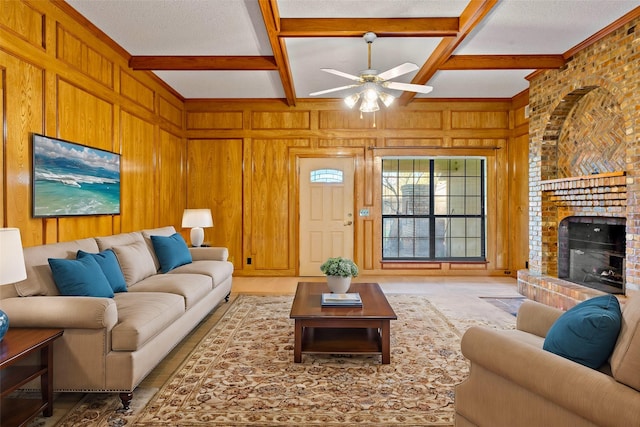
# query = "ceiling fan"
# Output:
<box><xmin>309</xmin><ymin>32</ymin><xmax>433</xmax><ymax>112</ymax></box>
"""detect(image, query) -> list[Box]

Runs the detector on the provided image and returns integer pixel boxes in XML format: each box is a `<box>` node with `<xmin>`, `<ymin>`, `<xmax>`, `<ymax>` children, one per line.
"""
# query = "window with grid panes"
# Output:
<box><xmin>381</xmin><ymin>158</ymin><xmax>486</xmax><ymax>261</ymax></box>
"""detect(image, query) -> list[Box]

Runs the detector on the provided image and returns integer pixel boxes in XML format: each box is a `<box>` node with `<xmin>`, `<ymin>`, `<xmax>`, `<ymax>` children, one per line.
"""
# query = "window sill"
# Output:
<box><xmin>381</xmin><ymin>260</ymin><xmax>488</xmax><ymax>270</ymax></box>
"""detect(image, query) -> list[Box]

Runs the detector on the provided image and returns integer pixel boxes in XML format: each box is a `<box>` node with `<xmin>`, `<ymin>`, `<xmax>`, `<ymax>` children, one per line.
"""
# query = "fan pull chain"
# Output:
<box><xmin>359</xmin><ymin>110</ymin><xmax>376</xmax><ymax>128</ymax></box>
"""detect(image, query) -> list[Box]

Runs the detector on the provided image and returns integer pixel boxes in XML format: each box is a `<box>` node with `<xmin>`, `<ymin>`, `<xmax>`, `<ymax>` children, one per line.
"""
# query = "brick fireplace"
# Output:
<box><xmin>518</xmin><ymin>18</ymin><xmax>639</xmax><ymax>308</ymax></box>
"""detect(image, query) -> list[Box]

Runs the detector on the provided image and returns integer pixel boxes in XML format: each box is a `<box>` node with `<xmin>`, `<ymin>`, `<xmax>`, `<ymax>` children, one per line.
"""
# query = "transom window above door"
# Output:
<box><xmin>310</xmin><ymin>169</ymin><xmax>344</xmax><ymax>183</ymax></box>
<box><xmin>382</xmin><ymin>157</ymin><xmax>486</xmax><ymax>261</ymax></box>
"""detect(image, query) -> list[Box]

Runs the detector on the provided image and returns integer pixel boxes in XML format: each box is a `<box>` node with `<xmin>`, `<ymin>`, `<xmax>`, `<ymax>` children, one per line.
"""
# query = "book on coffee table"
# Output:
<box><xmin>321</xmin><ymin>292</ymin><xmax>362</xmax><ymax>307</ymax></box>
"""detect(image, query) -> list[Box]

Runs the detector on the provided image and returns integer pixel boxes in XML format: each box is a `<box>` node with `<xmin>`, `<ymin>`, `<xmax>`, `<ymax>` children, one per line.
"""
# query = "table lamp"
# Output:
<box><xmin>0</xmin><ymin>228</ymin><xmax>27</xmax><ymax>341</ymax></box>
<box><xmin>181</xmin><ymin>209</ymin><xmax>213</xmax><ymax>247</ymax></box>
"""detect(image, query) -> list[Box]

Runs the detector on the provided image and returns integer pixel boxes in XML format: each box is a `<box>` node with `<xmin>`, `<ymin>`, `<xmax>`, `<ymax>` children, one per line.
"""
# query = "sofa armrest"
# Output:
<box><xmin>189</xmin><ymin>246</ymin><xmax>228</xmax><ymax>261</ymax></box>
<box><xmin>0</xmin><ymin>296</ymin><xmax>118</xmax><ymax>330</ymax></box>
<box><xmin>461</xmin><ymin>326</ymin><xmax>640</xmax><ymax>427</ymax></box>
<box><xmin>516</xmin><ymin>299</ymin><xmax>563</xmax><ymax>337</ymax></box>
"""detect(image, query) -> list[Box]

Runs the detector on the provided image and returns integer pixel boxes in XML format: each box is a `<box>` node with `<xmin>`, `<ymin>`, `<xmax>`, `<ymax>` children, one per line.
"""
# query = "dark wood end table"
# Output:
<box><xmin>289</xmin><ymin>282</ymin><xmax>397</xmax><ymax>364</ymax></box>
<box><xmin>0</xmin><ymin>328</ymin><xmax>64</xmax><ymax>427</ymax></box>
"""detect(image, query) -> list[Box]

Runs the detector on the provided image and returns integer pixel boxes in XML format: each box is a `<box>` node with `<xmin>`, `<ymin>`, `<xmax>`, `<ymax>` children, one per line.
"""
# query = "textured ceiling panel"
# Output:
<box><xmin>66</xmin><ymin>0</ymin><xmax>639</xmax><ymax>100</ymax></box>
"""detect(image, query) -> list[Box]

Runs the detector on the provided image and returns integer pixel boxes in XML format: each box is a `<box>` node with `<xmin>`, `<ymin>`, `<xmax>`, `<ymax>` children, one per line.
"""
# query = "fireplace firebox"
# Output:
<box><xmin>558</xmin><ymin>216</ymin><xmax>625</xmax><ymax>294</ymax></box>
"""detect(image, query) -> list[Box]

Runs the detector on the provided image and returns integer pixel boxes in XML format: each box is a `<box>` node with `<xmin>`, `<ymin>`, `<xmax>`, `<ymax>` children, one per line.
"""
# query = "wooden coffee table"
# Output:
<box><xmin>289</xmin><ymin>282</ymin><xmax>397</xmax><ymax>364</ymax></box>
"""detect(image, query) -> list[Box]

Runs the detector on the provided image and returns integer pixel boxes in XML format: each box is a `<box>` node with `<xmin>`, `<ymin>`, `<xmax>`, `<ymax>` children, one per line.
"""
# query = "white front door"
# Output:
<box><xmin>299</xmin><ymin>157</ymin><xmax>355</xmax><ymax>276</ymax></box>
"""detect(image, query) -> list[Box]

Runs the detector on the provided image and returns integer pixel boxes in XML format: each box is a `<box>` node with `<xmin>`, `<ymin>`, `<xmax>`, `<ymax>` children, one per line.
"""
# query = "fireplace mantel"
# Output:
<box><xmin>540</xmin><ymin>171</ymin><xmax>626</xmax><ymax>189</ymax></box>
<box><xmin>540</xmin><ymin>171</ymin><xmax>626</xmax><ymax>208</ymax></box>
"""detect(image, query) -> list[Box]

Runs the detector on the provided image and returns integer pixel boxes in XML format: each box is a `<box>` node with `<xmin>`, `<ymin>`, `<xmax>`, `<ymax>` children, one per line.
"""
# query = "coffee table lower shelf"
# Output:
<box><xmin>300</xmin><ymin>327</ymin><xmax>383</xmax><ymax>357</ymax></box>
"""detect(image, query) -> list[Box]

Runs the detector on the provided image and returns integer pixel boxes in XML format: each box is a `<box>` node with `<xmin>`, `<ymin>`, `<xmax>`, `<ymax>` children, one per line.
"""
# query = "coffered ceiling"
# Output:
<box><xmin>64</xmin><ymin>0</ymin><xmax>639</xmax><ymax>104</ymax></box>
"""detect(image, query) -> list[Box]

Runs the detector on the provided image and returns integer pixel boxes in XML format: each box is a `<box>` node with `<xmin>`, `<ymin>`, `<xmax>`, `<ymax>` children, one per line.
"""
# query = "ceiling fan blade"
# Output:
<box><xmin>309</xmin><ymin>84</ymin><xmax>360</xmax><ymax>96</ymax></box>
<box><xmin>321</xmin><ymin>68</ymin><xmax>362</xmax><ymax>82</ymax></box>
<box><xmin>377</xmin><ymin>62</ymin><xmax>419</xmax><ymax>81</ymax></box>
<box><xmin>384</xmin><ymin>81</ymin><xmax>433</xmax><ymax>94</ymax></box>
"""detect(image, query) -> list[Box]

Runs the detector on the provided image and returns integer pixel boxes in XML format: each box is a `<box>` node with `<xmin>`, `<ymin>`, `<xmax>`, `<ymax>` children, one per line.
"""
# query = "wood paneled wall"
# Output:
<box><xmin>1</xmin><ymin>0</ymin><xmax>185</xmax><ymax>246</ymax></box>
<box><xmin>185</xmin><ymin>98</ymin><xmax>529</xmax><ymax>277</ymax></box>
<box><xmin>1</xmin><ymin>1</ymin><xmax>530</xmax><ymax>278</ymax></box>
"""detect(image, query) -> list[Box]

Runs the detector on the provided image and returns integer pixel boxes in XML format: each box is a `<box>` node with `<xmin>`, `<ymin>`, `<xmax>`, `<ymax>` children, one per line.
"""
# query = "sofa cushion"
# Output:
<box><xmin>77</xmin><ymin>249</ymin><xmax>127</xmax><ymax>293</ymax></box>
<box><xmin>610</xmin><ymin>294</ymin><xmax>640</xmax><ymax>391</ymax></box>
<box><xmin>16</xmin><ymin>238</ymin><xmax>100</xmax><ymax>297</ymax></box>
<box><xmin>170</xmin><ymin>260</ymin><xmax>233</xmax><ymax>288</ymax></box>
<box><xmin>142</xmin><ymin>226</ymin><xmax>177</xmax><ymax>271</ymax></box>
<box><xmin>151</xmin><ymin>233</ymin><xmax>193</xmax><ymax>273</ymax></box>
<box><xmin>112</xmin><ymin>292</ymin><xmax>185</xmax><ymax>351</ymax></box>
<box><xmin>48</xmin><ymin>256</ymin><xmax>114</xmax><ymax>298</ymax></box>
<box><xmin>111</xmin><ymin>241</ymin><xmax>157</xmax><ymax>287</ymax></box>
<box><xmin>543</xmin><ymin>294</ymin><xmax>622</xmax><ymax>369</ymax></box>
<box><xmin>128</xmin><ymin>273</ymin><xmax>213</xmax><ymax>310</ymax></box>
<box><xmin>95</xmin><ymin>231</ymin><xmax>144</xmax><ymax>251</ymax></box>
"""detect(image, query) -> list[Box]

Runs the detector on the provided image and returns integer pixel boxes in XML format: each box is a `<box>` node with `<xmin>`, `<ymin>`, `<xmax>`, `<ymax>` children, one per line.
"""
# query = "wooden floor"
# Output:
<box><xmin>41</xmin><ymin>275</ymin><xmax>521</xmax><ymax>422</ymax></box>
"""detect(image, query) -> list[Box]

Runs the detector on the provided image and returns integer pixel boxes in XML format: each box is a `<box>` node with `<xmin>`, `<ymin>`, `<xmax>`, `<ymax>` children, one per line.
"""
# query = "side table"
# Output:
<box><xmin>0</xmin><ymin>328</ymin><xmax>64</xmax><ymax>427</ymax></box>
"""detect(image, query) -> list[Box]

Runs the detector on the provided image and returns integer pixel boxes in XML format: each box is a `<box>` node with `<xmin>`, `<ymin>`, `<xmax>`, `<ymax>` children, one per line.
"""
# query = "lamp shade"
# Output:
<box><xmin>0</xmin><ymin>228</ymin><xmax>27</xmax><ymax>285</ymax></box>
<box><xmin>181</xmin><ymin>209</ymin><xmax>213</xmax><ymax>228</ymax></box>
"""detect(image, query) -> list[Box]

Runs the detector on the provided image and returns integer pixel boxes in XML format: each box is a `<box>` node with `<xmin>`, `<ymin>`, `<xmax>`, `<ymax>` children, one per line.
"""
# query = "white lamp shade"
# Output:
<box><xmin>182</xmin><ymin>209</ymin><xmax>213</xmax><ymax>228</ymax></box>
<box><xmin>0</xmin><ymin>228</ymin><xmax>27</xmax><ymax>285</ymax></box>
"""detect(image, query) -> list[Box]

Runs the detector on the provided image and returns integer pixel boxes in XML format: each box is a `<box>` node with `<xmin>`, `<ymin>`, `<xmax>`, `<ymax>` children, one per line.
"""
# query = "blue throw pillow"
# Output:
<box><xmin>151</xmin><ymin>233</ymin><xmax>193</xmax><ymax>273</ymax></box>
<box><xmin>543</xmin><ymin>294</ymin><xmax>622</xmax><ymax>369</ymax></box>
<box><xmin>77</xmin><ymin>249</ymin><xmax>127</xmax><ymax>293</ymax></box>
<box><xmin>48</xmin><ymin>256</ymin><xmax>114</xmax><ymax>298</ymax></box>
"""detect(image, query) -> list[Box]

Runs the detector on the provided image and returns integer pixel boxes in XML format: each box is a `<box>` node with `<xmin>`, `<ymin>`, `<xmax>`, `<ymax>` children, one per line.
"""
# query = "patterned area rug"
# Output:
<box><xmin>50</xmin><ymin>294</ymin><xmax>515</xmax><ymax>426</ymax></box>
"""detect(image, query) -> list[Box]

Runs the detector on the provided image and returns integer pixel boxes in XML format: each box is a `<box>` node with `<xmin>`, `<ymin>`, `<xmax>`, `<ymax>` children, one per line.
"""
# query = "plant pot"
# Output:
<box><xmin>326</xmin><ymin>275</ymin><xmax>351</xmax><ymax>293</ymax></box>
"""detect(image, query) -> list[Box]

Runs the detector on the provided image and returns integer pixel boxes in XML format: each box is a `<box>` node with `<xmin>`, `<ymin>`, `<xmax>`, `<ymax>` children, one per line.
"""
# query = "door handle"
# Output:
<box><xmin>344</xmin><ymin>221</ymin><xmax>353</xmax><ymax>226</ymax></box>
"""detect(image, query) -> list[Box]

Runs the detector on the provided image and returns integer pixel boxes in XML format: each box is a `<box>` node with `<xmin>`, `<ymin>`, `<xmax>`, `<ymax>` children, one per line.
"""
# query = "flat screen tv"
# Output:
<box><xmin>32</xmin><ymin>133</ymin><xmax>121</xmax><ymax>217</ymax></box>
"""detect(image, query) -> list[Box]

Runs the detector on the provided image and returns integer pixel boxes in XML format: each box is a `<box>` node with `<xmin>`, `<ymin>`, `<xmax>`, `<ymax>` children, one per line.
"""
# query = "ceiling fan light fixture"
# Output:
<box><xmin>378</xmin><ymin>92</ymin><xmax>395</xmax><ymax>107</ymax></box>
<box><xmin>344</xmin><ymin>93</ymin><xmax>360</xmax><ymax>109</ymax></box>
<box><xmin>360</xmin><ymin>98</ymin><xmax>380</xmax><ymax>113</ymax></box>
<box><xmin>364</xmin><ymin>86</ymin><xmax>378</xmax><ymax>102</ymax></box>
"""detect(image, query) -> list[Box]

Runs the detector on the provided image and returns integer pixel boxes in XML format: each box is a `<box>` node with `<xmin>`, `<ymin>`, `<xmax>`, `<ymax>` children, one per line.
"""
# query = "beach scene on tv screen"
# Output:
<box><xmin>33</xmin><ymin>135</ymin><xmax>120</xmax><ymax>217</ymax></box>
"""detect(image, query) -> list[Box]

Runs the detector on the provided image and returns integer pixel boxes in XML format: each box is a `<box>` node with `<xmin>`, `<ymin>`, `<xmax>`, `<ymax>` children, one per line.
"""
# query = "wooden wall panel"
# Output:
<box><xmin>319</xmin><ymin>110</ymin><xmax>375</xmax><ymax>129</ymax></box>
<box><xmin>251</xmin><ymin>138</ymin><xmax>308</xmax><ymax>270</ymax></box>
<box><xmin>156</xmin><ymin>129</ymin><xmax>185</xmax><ymax>230</ymax></box>
<box><xmin>385</xmin><ymin>138</ymin><xmax>444</xmax><ymax>147</ymax></box>
<box><xmin>0</xmin><ymin>1</ymin><xmax>44</xmax><ymax>49</ymax></box>
<box><xmin>493</xmin><ymin>141</ymin><xmax>510</xmax><ymax>270</ymax></box>
<box><xmin>385</xmin><ymin>111</ymin><xmax>443</xmax><ymax>129</ymax></box>
<box><xmin>57</xmin><ymin>79</ymin><xmax>114</xmax><ymax>150</ymax></box>
<box><xmin>120</xmin><ymin>111</ymin><xmax>155</xmax><ymax>232</ymax></box>
<box><xmin>510</xmin><ymin>133</ymin><xmax>530</xmax><ymax>271</ymax></box>
<box><xmin>451</xmin><ymin>138</ymin><xmax>505</xmax><ymax>148</ymax></box>
<box><xmin>120</xmin><ymin>71</ymin><xmax>155</xmax><ymax>112</ymax></box>
<box><xmin>56</xmin><ymin>79</ymin><xmax>116</xmax><ymax>239</ymax></box>
<box><xmin>2</xmin><ymin>52</ymin><xmax>44</xmax><ymax>246</ymax></box>
<box><xmin>56</xmin><ymin>25</ymin><xmax>83</xmax><ymax>70</ymax></box>
<box><xmin>58</xmin><ymin>216</ymin><xmax>114</xmax><ymax>241</ymax></box>
<box><xmin>0</xmin><ymin>69</ymin><xmax>3</xmax><ymax>228</ymax></box>
<box><xmin>319</xmin><ymin>138</ymin><xmax>375</xmax><ymax>148</ymax></box>
<box><xmin>187</xmin><ymin>111</ymin><xmax>243</xmax><ymax>130</ymax></box>
<box><xmin>451</xmin><ymin>111</ymin><xmax>508</xmax><ymax>129</ymax></box>
<box><xmin>159</xmin><ymin>96</ymin><xmax>183</xmax><ymax>128</ymax></box>
<box><xmin>57</xmin><ymin>24</ymin><xmax>114</xmax><ymax>89</ymax></box>
<box><xmin>186</xmin><ymin>139</ymin><xmax>243</xmax><ymax>267</ymax></box>
<box><xmin>252</xmin><ymin>111</ymin><xmax>309</xmax><ymax>129</ymax></box>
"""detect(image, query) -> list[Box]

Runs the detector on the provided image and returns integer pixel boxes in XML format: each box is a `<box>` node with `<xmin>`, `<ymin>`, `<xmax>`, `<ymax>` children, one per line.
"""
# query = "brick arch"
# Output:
<box><xmin>540</xmin><ymin>86</ymin><xmax>599</xmax><ymax>181</ymax></box>
<box><xmin>538</xmin><ymin>81</ymin><xmax>629</xmax><ymax>277</ymax></box>
<box><xmin>540</xmin><ymin>76</ymin><xmax>635</xmax><ymax>182</ymax></box>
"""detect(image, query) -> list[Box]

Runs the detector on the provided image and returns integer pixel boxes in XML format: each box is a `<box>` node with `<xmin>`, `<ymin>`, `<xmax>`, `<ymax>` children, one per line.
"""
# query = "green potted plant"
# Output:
<box><xmin>320</xmin><ymin>257</ymin><xmax>359</xmax><ymax>293</ymax></box>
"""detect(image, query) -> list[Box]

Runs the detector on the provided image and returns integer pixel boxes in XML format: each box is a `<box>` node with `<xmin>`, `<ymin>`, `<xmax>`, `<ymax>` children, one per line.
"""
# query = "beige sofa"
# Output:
<box><xmin>0</xmin><ymin>226</ymin><xmax>233</xmax><ymax>408</ymax></box>
<box><xmin>455</xmin><ymin>296</ymin><xmax>640</xmax><ymax>426</ymax></box>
